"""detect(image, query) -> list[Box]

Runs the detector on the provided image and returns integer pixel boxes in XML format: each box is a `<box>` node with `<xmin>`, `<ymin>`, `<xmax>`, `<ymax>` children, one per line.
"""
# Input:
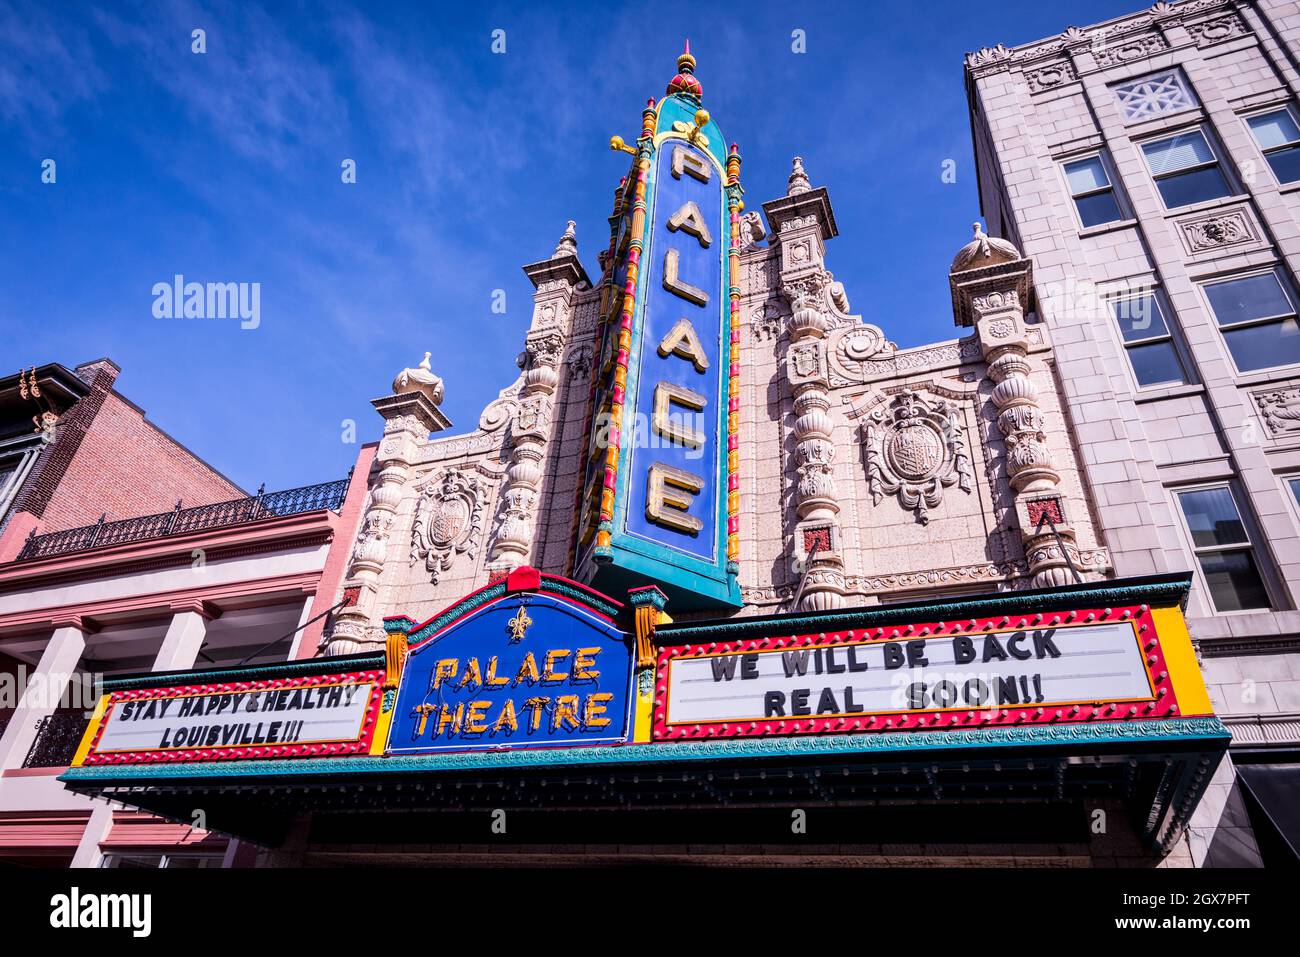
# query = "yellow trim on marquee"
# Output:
<box><xmin>70</xmin><ymin>693</ymin><xmax>111</xmax><ymax>768</ymax></box>
<box><xmin>1151</xmin><ymin>604</ymin><xmax>1213</xmax><ymax>716</ymax></box>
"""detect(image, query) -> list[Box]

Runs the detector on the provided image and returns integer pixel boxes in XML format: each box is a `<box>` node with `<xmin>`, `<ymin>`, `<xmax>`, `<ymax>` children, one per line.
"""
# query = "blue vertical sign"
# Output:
<box><xmin>586</xmin><ymin>101</ymin><xmax>740</xmax><ymax>611</ymax></box>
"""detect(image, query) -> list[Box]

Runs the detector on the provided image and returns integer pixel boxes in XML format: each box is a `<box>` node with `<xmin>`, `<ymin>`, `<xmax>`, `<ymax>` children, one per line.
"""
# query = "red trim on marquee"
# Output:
<box><xmin>396</xmin><ymin>568</ymin><xmax>624</xmax><ymax>651</ymax></box>
<box><xmin>79</xmin><ymin>670</ymin><xmax>384</xmax><ymax>765</ymax></box>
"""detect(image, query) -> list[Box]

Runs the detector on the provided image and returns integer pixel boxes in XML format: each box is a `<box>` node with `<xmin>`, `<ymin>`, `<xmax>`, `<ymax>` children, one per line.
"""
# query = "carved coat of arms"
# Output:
<box><xmin>864</xmin><ymin>390</ymin><xmax>973</xmax><ymax>524</ymax></box>
<box><xmin>410</xmin><ymin>469</ymin><xmax>485</xmax><ymax>583</ymax></box>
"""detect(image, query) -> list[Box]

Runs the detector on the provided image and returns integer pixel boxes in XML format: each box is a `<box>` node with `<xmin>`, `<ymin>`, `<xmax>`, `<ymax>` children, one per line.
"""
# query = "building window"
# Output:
<box><xmin>1110</xmin><ymin>293</ymin><xmax>1187</xmax><ymax>387</ymax></box>
<box><xmin>1113</xmin><ymin>70</ymin><xmax>1198</xmax><ymax>123</ymax></box>
<box><xmin>1176</xmin><ymin>486</ymin><xmax>1270</xmax><ymax>612</ymax></box>
<box><xmin>1141</xmin><ymin>130</ymin><xmax>1232</xmax><ymax>208</ymax></box>
<box><xmin>1203</xmin><ymin>271</ymin><xmax>1300</xmax><ymax>372</ymax></box>
<box><xmin>1246</xmin><ymin>107</ymin><xmax>1300</xmax><ymax>184</ymax></box>
<box><xmin>1063</xmin><ymin>155</ymin><xmax>1124</xmax><ymax>227</ymax></box>
<box><xmin>101</xmin><ymin>852</ymin><xmax>224</xmax><ymax>868</ymax></box>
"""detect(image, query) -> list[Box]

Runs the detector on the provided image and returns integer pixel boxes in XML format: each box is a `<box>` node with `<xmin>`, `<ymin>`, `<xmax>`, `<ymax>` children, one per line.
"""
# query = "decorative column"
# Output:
<box><xmin>151</xmin><ymin>602</ymin><xmax>215</xmax><ymax>672</ymax></box>
<box><xmin>763</xmin><ymin>157</ymin><xmax>847</xmax><ymax>610</ymax></box>
<box><xmin>0</xmin><ymin>619</ymin><xmax>88</xmax><ymax>770</ymax></box>
<box><xmin>324</xmin><ymin>354</ymin><xmax>451</xmax><ymax>656</ymax></box>
<box><xmin>949</xmin><ymin>224</ymin><xmax>1081</xmax><ymax>588</ymax></box>
<box><xmin>488</xmin><ymin>222</ymin><xmax>591</xmax><ymax>574</ymax></box>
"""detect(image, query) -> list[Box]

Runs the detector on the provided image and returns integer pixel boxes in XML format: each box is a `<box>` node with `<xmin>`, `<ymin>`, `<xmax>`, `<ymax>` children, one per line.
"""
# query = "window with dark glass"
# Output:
<box><xmin>1176</xmin><ymin>486</ymin><xmax>1270</xmax><ymax>612</ymax></box>
<box><xmin>1247</xmin><ymin>108</ymin><xmax>1300</xmax><ymax>184</ymax></box>
<box><xmin>1203</xmin><ymin>272</ymin><xmax>1300</xmax><ymax>372</ymax></box>
<box><xmin>1064</xmin><ymin>155</ymin><xmax>1123</xmax><ymax>227</ymax></box>
<box><xmin>1110</xmin><ymin>293</ymin><xmax>1187</xmax><ymax>387</ymax></box>
<box><xmin>1141</xmin><ymin>130</ymin><xmax>1232</xmax><ymax>208</ymax></box>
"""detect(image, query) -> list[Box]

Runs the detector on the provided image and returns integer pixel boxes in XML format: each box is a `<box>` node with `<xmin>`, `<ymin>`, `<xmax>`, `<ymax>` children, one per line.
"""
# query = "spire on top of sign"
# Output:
<box><xmin>666</xmin><ymin>38</ymin><xmax>703</xmax><ymax>99</ymax></box>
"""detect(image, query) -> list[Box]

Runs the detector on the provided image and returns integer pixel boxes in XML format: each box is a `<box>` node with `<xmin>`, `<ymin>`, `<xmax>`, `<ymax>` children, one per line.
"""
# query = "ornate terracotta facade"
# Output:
<box><xmin>320</xmin><ymin>80</ymin><xmax>1111</xmax><ymax>655</ymax></box>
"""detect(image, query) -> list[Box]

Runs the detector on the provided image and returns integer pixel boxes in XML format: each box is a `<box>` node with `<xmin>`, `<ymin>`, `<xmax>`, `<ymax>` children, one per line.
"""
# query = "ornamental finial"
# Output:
<box><xmin>553</xmin><ymin>219</ymin><xmax>578</xmax><ymax>258</ymax></box>
<box><xmin>667</xmin><ymin>39</ymin><xmax>703</xmax><ymax>98</ymax></box>
<box><xmin>787</xmin><ymin>155</ymin><xmax>811</xmax><ymax>196</ymax></box>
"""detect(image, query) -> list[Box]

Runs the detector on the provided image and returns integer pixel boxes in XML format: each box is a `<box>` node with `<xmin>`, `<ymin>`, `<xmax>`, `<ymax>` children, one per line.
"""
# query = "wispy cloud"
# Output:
<box><xmin>0</xmin><ymin>0</ymin><xmax>105</xmax><ymax>136</ymax></box>
<box><xmin>92</xmin><ymin>0</ymin><xmax>348</xmax><ymax>169</ymax></box>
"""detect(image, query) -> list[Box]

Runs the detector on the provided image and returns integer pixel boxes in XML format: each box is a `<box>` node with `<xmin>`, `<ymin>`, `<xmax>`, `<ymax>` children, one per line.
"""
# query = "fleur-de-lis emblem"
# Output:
<box><xmin>506</xmin><ymin>605</ymin><xmax>533</xmax><ymax>642</ymax></box>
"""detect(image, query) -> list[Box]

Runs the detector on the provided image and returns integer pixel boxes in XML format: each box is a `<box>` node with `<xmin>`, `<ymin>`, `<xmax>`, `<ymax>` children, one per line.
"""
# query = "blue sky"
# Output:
<box><xmin>0</xmin><ymin>0</ymin><xmax>1142</xmax><ymax>496</ymax></box>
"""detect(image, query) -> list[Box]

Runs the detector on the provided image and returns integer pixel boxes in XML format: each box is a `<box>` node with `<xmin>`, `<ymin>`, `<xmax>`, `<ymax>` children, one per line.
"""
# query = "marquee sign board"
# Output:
<box><xmin>653</xmin><ymin>600</ymin><xmax>1208</xmax><ymax>740</ymax></box>
<box><xmin>73</xmin><ymin>671</ymin><xmax>383</xmax><ymax>765</ymax></box>
<box><xmin>576</xmin><ymin>89</ymin><xmax>741</xmax><ymax>611</ymax></box>
<box><xmin>386</xmin><ymin>582</ymin><xmax>636</xmax><ymax>754</ymax></box>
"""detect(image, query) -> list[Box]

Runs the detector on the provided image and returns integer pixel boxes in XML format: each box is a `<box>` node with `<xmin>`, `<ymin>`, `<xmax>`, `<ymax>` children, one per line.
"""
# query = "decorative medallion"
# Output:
<box><xmin>410</xmin><ymin>469</ymin><xmax>486</xmax><ymax>583</ymax></box>
<box><xmin>863</xmin><ymin>390</ymin><xmax>974</xmax><ymax>524</ymax></box>
<box><xmin>1176</xmin><ymin>208</ymin><xmax>1258</xmax><ymax>256</ymax></box>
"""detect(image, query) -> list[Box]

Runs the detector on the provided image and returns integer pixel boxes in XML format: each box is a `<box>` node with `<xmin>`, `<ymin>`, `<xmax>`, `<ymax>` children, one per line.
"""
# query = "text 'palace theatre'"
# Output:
<box><xmin>51</xmin><ymin>45</ymin><xmax>1236</xmax><ymax>867</ymax></box>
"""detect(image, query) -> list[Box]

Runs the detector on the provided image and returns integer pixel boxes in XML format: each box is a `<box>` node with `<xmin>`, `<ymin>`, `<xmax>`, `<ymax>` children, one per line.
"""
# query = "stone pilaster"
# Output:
<box><xmin>324</xmin><ymin>376</ymin><xmax>451</xmax><ymax>656</ymax></box>
<box><xmin>950</xmin><ymin>227</ymin><xmax>1081</xmax><ymax>589</ymax></box>
<box><xmin>488</xmin><ymin>223</ymin><xmax>591</xmax><ymax>573</ymax></box>
<box><xmin>763</xmin><ymin>158</ymin><xmax>846</xmax><ymax>610</ymax></box>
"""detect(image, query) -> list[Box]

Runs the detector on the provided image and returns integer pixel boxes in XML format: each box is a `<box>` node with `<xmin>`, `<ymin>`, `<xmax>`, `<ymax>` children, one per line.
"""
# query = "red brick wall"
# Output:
<box><xmin>37</xmin><ymin>390</ymin><xmax>243</xmax><ymax>532</ymax></box>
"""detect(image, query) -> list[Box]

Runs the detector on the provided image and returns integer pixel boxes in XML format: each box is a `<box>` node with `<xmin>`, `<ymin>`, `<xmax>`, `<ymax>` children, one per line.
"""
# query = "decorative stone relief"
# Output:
<box><xmin>827</xmin><ymin>327</ymin><xmax>977</xmax><ymax>387</ymax></box>
<box><xmin>779</xmin><ymin>214</ymin><xmax>820</xmax><ymax>234</ymax></box>
<box><xmin>1253</xmin><ymin>388</ymin><xmax>1300</xmax><ymax>437</ymax></box>
<box><xmin>1093</xmin><ymin>31</ymin><xmax>1168</xmax><ymax>67</ymax></box>
<box><xmin>1175</xmin><ymin>208</ymin><xmax>1259</xmax><ymax>255</ymax></box>
<box><xmin>1025</xmin><ymin>59</ymin><xmax>1077</xmax><ymax>94</ymax></box>
<box><xmin>965</xmin><ymin>2</ymin><xmax>1230</xmax><ymax>78</ymax></box>
<box><xmin>750</xmin><ymin>302</ymin><xmax>783</xmax><ymax>343</ymax></box>
<box><xmin>566</xmin><ymin>343</ymin><xmax>594</xmax><ymax>380</ymax></box>
<box><xmin>479</xmin><ymin>394</ymin><xmax>521</xmax><ymax>434</ymax></box>
<box><xmin>862</xmin><ymin>390</ymin><xmax>974</xmax><ymax>524</ymax></box>
<box><xmin>411</xmin><ymin>469</ymin><xmax>486</xmax><ymax>583</ymax></box>
<box><xmin>739</xmin><ymin>211</ymin><xmax>767</xmax><ymax>251</ymax></box>
<box><xmin>787</xmin><ymin>340</ymin><xmax>827</xmax><ymax>385</ymax></box>
<box><xmin>1186</xmin><ymin>13</ymin><xmax>1246</xmax><ymax>47</ymax></box>
<box><xmin>743</xmin><ymin>254</ymin><xmax>779</xmax><ymax>291</ymax></box>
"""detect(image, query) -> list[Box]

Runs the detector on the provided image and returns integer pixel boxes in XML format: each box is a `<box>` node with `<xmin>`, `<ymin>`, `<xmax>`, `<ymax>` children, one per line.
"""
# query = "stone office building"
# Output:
<box><xmin>965</xmin><ymin>0</ymin><xmax>1300</xmax><ymax>865</ymax></box>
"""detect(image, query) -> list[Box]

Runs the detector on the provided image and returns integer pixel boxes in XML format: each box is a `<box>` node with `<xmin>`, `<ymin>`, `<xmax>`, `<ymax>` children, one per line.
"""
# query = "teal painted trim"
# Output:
<box><xmin>402</xmin><ymin>582</ymin><xmax>507</xmax><ymax>645</ymax></box>
<box><xmin>541</xmin><ymin>580</ymin><xmax>622</xmax><ymax>620</ymax></box>
<box><xmin>60</xmin><ymin>717</ymin><xmax>1228</xmax><ymax>784</ymax></box>
<box><xmin>659</xmin><ymin>573</ymin><xmax>1196</xmax><ymax>642</ymax></box>
<box><xmin>397</xmin><ymin>578</ymin><xmax>622</xmax><ymax>648</ymax></box>
<box><xmin>628</xmin><ymin>585</ymin><xmax>668</xmax><ymax>610</ymax></box>
<box><xmin>655</xmin><ymin>95</ymin><xmax>728</xmax><ymax>169</ymax></box>
<box><xmin>99</xmin><ymin>652</ymin><xmax>385</xmax><ymax>692</ymax></box>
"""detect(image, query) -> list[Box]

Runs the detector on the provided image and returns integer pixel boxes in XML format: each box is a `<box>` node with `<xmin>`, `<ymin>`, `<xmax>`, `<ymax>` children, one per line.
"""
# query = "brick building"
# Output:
<box><xmin>965</xmin><ymin>0</ymin><xmax>1300</xmax><ymax>865</ymax></box>
<box><xmin>0</xmin><ymin>358</ymin><xmax>243</xmax><ymax>562</ymax></box>
<box><xmin>0</xmin><ymin>358</ymin><xmax>369</xmax><ymax>866</ymax></box>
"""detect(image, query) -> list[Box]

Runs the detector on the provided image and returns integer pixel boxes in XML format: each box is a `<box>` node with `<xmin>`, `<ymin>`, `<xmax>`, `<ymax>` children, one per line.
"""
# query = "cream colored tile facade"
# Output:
<box><xmin>967</xmin><ymin>0</ymin><xmax>1300</xmax><ymax>866</ymax></box>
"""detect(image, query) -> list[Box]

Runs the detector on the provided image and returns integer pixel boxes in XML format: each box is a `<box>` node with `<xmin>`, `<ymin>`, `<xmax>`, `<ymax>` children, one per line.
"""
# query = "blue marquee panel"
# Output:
<box><xmin>387</xmin><ymin>594</ymin><xmax>635</xmax><ymax>754</ymax></box>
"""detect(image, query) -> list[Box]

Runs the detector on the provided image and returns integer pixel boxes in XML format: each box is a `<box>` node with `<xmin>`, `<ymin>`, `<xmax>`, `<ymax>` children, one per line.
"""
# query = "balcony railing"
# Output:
<box><xmin>23</xmin><ymin>710</ymin><xmax>91</xmax><ymax>768</ymax></box>
<box><xmin>16</xmin><ymin>477</ymin><xmax>350</xmax><ymax>562</ymax></box>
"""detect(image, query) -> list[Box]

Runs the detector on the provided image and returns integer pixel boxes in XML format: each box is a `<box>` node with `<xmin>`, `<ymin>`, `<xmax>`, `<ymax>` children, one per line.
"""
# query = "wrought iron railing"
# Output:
<box><xmin>16</xmin><ymin>477</ymin><xmax>350</xmax><ymax>561</ymax></box>
<box><xmin>23</xmin><ymin>710</ymin><xmax>91</xmax><ymax>768</ymax></box>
